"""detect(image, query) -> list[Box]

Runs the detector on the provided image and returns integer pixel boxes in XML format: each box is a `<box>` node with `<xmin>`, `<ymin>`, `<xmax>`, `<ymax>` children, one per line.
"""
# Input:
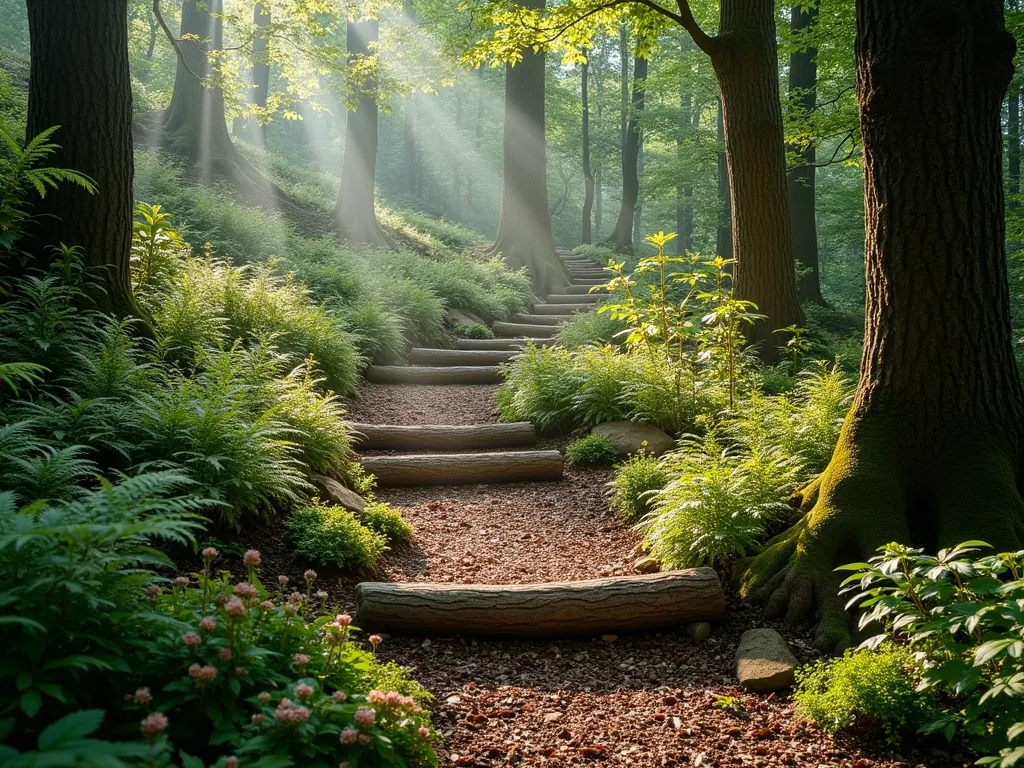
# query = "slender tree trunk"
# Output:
<box><xmin>147</xmin><ymin>9</ymin><xmax>158</xmax><ymax>59</ymax></box>
<box><xmin>488</xmin><ymin>0</ymin><xmax>565</xmax><ymax>294</ymax></box>
<box><xmin>738</xmin><ymin>0</ymin><xmax>1024</xmax><ymax>651</ymax></box>
<box><xmin>715</xmin><ymin>98</ymin><xmax>732</xmax><ymax>261</ymax></box>
<box><xmin>788</xmin><ymin>3</ymin><xmax>824</xmax><ymax>304</ymax></box>
<box><xmin>581</xmin><ymin>51</ymin><xmax>594</xmax><ymax>244</ymax></box>
<box><xmin>452</xmin><ymin>91</ymin><xmax>463</xmax><ymax>221</ymax></box>
<box><xmin>633</xmin><ymin>136</ymin><xmax>644</xmax><ymax>245</ymax></box>
<box><xmin>403</xmin><ymin>96</ymin><xmax>417</xmax><ymax>195</ymax></box>
<box><xmin>333</xmin><ymin>18</ymin><xmax>386</xmax><ymax>246</ymax></box>
<box><xmin>233</xmin><ymin>2</ymin><xmax>270</xmax><ymax>146</ymax></box>
<box><xmin>619</xmin><ymin>27</ymin><xmax>629</xmax><ymax>154</ymax></box>
<box><xmin>1009</xmin><ymin>88</ymin><xmax>1020</xmax><ymax>205</ymax></box>
<box><xmin>676</xmin><ymin>88</ymin><xmax>694</xmax><ymax>255</ymax></box>
<box><xmin>594</xmin><ymin>47</ymin><xmax>605</xmax><ymax>238</ymax></box>
<box><xmin>608</xmin><ymin>55</ymin><xmax>647</xmax><ymax>249</ymax></box>
<box><xmin>711</xmin><ymin>0</ymin><xmax>803</xmax><ymax>361</ymax></box>
<box><xmin>22</xmin><ymin>0</ymin><xmax>136</xmax><ymax>315</ymax></box>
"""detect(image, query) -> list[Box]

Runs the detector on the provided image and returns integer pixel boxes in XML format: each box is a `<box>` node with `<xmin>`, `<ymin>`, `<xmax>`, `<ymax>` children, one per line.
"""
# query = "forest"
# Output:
<box><xmin>1</xmin><ymin>0</ymin><xmax>1024</xmax><ymax>766</ymax></box>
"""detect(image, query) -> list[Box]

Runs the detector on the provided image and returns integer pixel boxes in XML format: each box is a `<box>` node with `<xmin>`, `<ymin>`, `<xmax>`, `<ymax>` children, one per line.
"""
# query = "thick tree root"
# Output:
<box><xmin>734</xmin><ymin>413</ymin><xmax>1024</xmax><ymax>652</ymax></box>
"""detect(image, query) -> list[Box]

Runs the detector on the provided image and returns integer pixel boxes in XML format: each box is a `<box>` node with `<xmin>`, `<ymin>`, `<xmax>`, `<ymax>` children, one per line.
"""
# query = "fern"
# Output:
<box><xmin>0</xmin><ymin>362</ymin><xmax>47</xmax><ymax>395</ymax></box>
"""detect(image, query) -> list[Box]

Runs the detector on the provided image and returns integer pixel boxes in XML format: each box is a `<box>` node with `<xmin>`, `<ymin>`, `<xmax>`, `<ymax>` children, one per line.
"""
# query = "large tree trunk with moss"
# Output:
<box><xmin>333</xmin><ymin>18</ymin><xmax>386</xmax><ymax>247</ymax></box>
<box><xmin>487</xmin><ymin>0</ymin><xmax>566</xmax><ymax>295</ymax></box>
<box><xmin>736</xmin><ymin>0</ymin><xmax>1024</xmax><ymax>651</ymax></box>
<box><xmin>608</xmin><ymin>56</ymin><xmax>646</xmax><ymax>250</ymax></box>
<box><xmin>581</xmin><ymin>52</ymin><xmax>594</xmax><ymax>245</ymax></box>
<box><xmin>711</xmin><ymin>0</ymin><xmax>803</xmax><ymax>361</ymax></box>
<box><xmin>23</xmin><ymin>0</ymin><xmax>136</xmax><ymax>315</ymax></box>
<box><xmin>787</xmin><ymin>3</ymin><xmax>824</xmax><ymax>304</ymax></box>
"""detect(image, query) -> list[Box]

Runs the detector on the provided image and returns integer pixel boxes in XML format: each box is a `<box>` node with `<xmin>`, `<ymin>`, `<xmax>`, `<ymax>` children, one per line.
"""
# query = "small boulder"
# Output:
<box><xmin>310</xmin><ymin>474</ymin><xmax>366</xmax><ymax>514</ymax></box>
<box><xmin>447</xmin><ymin>308</ymin><xmax>487</xmax><ymax>328</ymax></box>
<box><xmin>685</xmin><ymin>621</ymin><xmax>712</xmax><ymax>644</ymax></box>
<box><xmin>591</xmin><ymin>421</ymin><xmax>675</xmax><ymax>458</ymax></box>
<box><xmin>734</xmin><ymin>628</ymin><xmax>798</xmax><ymax>692</ymax></box>
<box><xmin>634</xmin><ymin>556</ymin><xmax>661</xmax><ymax>574</ymax></box>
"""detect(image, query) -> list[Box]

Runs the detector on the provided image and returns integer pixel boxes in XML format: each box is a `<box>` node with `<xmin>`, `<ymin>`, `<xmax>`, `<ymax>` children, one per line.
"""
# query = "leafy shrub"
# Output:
<box><xmin>610</xmin><ymin>452</ymin><xmax>668</xmax><ymax>521</ymax></box>
<box><xmin>456</xmin><ymin>322</ymin><xmax>494</xmax><ymax>340</ymax></box>
<box><xmin>794</xmin><ymin>646</ymin><xmax>933</xmax><ymax>744</ymax></box>
<box><xmin>839</xmin><ymin>542</ymin><xmax>1024</xmax><ymax>765</ymax></box>
<box><xmin>555</xmin><ymin>310</ymin><xmax>623</xmax><ymax>349</ymax></box>
<box><xmin>574</xmin><ymin>243</ymin><xmax>617</xmax><ymax>265</ymax></box>
<box><xmin>285</xmin><ymin>498</ymin><xmax>387</xmax><ymax>569</ymax></box>
<box><xmin>565</xmin><ymin>434</ymin><xmax>620</xmax><ymax>467</ymax></box>
<box><xmin>361</xmin><ymin>501</ymin><xmax>414</xmax><ymax>543</ymax></box>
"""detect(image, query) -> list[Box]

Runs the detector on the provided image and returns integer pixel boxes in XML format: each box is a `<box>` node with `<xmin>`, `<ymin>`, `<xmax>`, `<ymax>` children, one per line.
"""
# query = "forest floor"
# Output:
<box><xmin>232</xmin><ymin>381</ymin><xmax>971</xmax><ymax>768</ymax></box>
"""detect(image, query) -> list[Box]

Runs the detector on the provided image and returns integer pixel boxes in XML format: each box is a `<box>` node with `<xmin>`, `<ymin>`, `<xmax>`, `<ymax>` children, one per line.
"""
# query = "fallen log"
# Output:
<box><xmin>454</xmin><ymin>338</ymin><xmax>554</xmax><ymax>351</ymax></box>
<box><xmin>408</xmin><ymin>348</ymin><xmax>515</xmax><ymax>366</ymax></box>
<box><xmin>532</xmin><ymin>303</ymin><xmax>593</xmax><ymax>314</ymax></box>
<box><xmin>352</xmin><ymin>422</ymin><xmax>536</xmax><ymax>451</ymax></box>
<box><xmin>361</xmin><ymin>449</ymin><xmax>563</xmax><ymax>486</ymax></box>
<box><xmin>546</xmin><ymin>293</ymin><xmax>603</xmax><ymax>304</ymax></box>
<box><xmin>493</xmin><ymin>322</ymin><xmax>560</xmax><ymax>338</ymax></box>
<box><xmin>354</xmin><ymin>568</ymin><xmax>725</xmax><ymax>637</ymax></box>
<box><xmin>514</xmin><ymin>313</ymin><xmax>571</xmax><ymax>326</ymax></box>
<box><xmin>365</xmin><ymin>365</ymin><xmax>503</xmax><ymax>385</ymax></box>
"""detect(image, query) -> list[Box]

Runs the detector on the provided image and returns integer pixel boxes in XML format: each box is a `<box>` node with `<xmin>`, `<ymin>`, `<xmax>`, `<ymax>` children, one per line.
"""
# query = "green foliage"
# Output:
<box><xmin>610</xmin><ymin>451</ymin><xmax>667</xmax><ymax>521</ymax></box>
<box><xmin>839</xmin><ymin>542</ymin><xmax>1024</xmax><ymax>766</ymax></box>
<box><xmin>285</xmin><ymin>499</ymin><xmax>388</xmax><ymax>570</ymax></box>
<box><xmin>794</xmin><ymin>646</ymin><xmax>933</xmax><ymax>745</ymax></box>
<box><xmin>555</xmin><ymin>310</ymin><xmax>624</xmax><ymax>349</ymax></box>
<box><xmin>361</xmin><ymin>501</ymin><xmax>414</xmax><ymax>543</ymax></box>
<box><xmin>455</xmin><ymin>322</ymin><xmax>495</xmax><ymax>340</ymax></box>
<box><xmin>565</xmin><ymin>434</ymin><xmax>619</xmax><ymax>467</ymax></box>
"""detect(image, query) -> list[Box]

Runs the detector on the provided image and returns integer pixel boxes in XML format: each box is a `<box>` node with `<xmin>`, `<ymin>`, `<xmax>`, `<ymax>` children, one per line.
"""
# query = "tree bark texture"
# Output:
<box><xmin>581</xmin><ymin>51</ymin><xmax>594</xmax><ymax>244</ymax></box>
<box><xmin>711</xmin><ymin>0</ymin><xmax>803</xmax><ymax>361</ymax></box>
<box><xmin>334</xmin><ymin>18</ymin><xmax>386</xmax><ymax>246</ymax></box>
<box><xmin>788</xmin><ymin>3</ymin><xmax>825</xmax><ymax>304</ymax></box>
<box><xmin>236</xmin><ymin>2</ymin><xmax>270</xmax><ymax>147</ymax></box>
<box><xmin>352</xmin><ymin>422</ymin><xmax>536</xmax><ymax>451</ymax></box>
<box><xmin>488</xmin><ymin>0</ymin><xmax>565</xmax><ymax>296</ymax></box>
<box><xmin>1009</xmin><ymin>89</ymin><xmax>1020</xmax><ymax>203</ymax></box>
<box><xmin>676</xmin><ymin>87</ymin><xmax>694</xmax><ymax>255</ymax></box>
<box><xmin>361</xmin><ymin>450</ymin><xmax>564</xmax><ymax>486</ymax></box>
<box><xmin>737</xmin><ymin>0</ymin><xmax>1024</xmax><ymax>652</ymax></box>
<box><xmin>715</xmin><ymin>98</ymin><xmax>732</xmax><ymax>261</ymax></box>
<box><xmin>24</xmin><ymin>0</ymin><xmax>136</xmax><ymax>315</ymax></box>
<box><xmin>608</xmin><ymin>56</ymin><xmax>647</xmax><ymax>249</ymax></box>
<box><xmin>355</xmin><ymin>568</ymin><xmax>725</xmax><ymax>637</ymax></box>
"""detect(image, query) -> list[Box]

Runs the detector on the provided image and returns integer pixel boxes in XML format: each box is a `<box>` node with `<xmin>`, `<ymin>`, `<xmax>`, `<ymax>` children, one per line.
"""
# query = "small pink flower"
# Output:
<box><xmin>183</xmin><ymin>632</ymin><xmax>201</xmax><ymax>648</ymax></box>
<box><xmin>175</xmin><ymin>576</ymin><xmax>190</xmax><ymax>587</ymax></box>
<box><xmin>133</xmin><ymin>687</ymin><xmax>152</xmax><ymax>706</ymax></box>
<box><xmin>224</xmin><ymin>757</ymin><xmax>239</xmax><ymax>768</ymax></box>
<box><xmin>368</xmin><ymin>634</ymin><xmax>382</xmax><ymax>649</ymax></box>
<box><xmin>315</xmin><ymin>590</ymin><xmax>328</xmax><ymax>600</ymax></box>
<box><xmin>224</xmin><ymin>597</ymin><xmax>247</xmax><ymax>618</ymax></box>
<box><xmin>251</xmin><ymin>713</ymin><xmax>264</xmax><ymax>725</ymax></box>
<box><xmin>189</xmin><ymin>664</ymin><xmax>216</xmax><ymax>685</ymax></box>
<box><xmin>234</xmin><ymin>666</ymin><xmax>245</xmax><ymax>676</ymax></box>
<box><xmin>257</xmin><ymin>691</ymin><xmax>271</xmax><ymax>704</ymax></box>
<box><xmin>332</xmin><ymin>690</ymin><xmax>348</xmax><ymax>703</ymax></box>
<box><xmin>188</xmin><ymin>663</ymin><xmax>201</xmax><ymax>678</ymax></box>
<box><xmin>219</xmin><ymin>647</ymin><xmax>232</xmax><ymax>661</ymax></box>
<box><xmin>339</xmin><ymin>726</ymin><xmax>359</xmax><ymax>745</ymax></box>
<box><xmin>243</xmin><ymin>549</ymin><xmax>261</xmax><ymax>567</ymax></box>
<box><xmin>335</xmin><ymin>613</ymin><xmax>352</xmax><ymax>627</ymax></box>
<box><xmin>234</xmin><ymin>582</ymin><xmax>257</xmax><ymax>599</ymax></box>
<box><xmin>278</xmin><ymin>575</ymin><xmax>290</xmax><ymax>585</ymax></box>
<box><xmin>274</xmin><ymin>700</ymin><xmax>310</xmax><ymax>725</ymax></box>
<box><xmin>199</xmin><ymin>617</ymin><xmax>216</xmax><ymax>632</ymax></box>
<box><xmin>214</xmin><ymin>593</ymin><xmax>230</xmax><ymax>606</ymax></box>
<box><xmin>293</xmin><ymin>653</ymin><xmax>310</xmax><ymax>667</ymax></box>
<box><xmin>358</xmin><ymin>733</ymin><xmax>370</xmax><ymax>745</ymax></box>
<box><xmin>283</xmin><ymin>603</ymin><xmax>297</xmax><ymax>616</ymax></box>
<box><xmin>384</xmin><ymin>691</ymin><xmax>402</xmax><ymax>707</ymax></box>
<box><xmin>295</xmin><ymin>683</ymin><xmax>314</xmax><ymax>699</ymax></box>
<box><xmin>288</xmin><ymin>591</ymin><xmax>303</xmax><ymax>604</ymax></box>
<box><xmin>418</xmin><ymin>726</ymin><xmax>430</xmax><ymax>738</ymax></box>
<box><xmin>354</xmin><ymin>707</ymin><xmax>376</xmax><ymax>727</ymax></box>
<box><xmin>140</xmin><ymin>711</ymin><xmax>168</xmax><ymax>738</ymax></box>
<box><xmin>202</xmin><ymin>547</ymin><xmax>219</xmax><ymax>559</ymax></box>
<box><xmin>399</xmin><ymin>695</ymin><xmax>415</xmax><ymax>709</ymax></box>
<box><xmin>304</xmin><ymin>569</ymin><xmax>317</xmax><ymax>581</ymax></box>
<box><xmin>260</xmin><ymin>600</ymin><xmax>274</xmax><ymax>611</ymax></box>
<box><xmin>367</xmin><ymin>690</ymin><xmax>386</xmax><ymax>704</ymax></box>
<box><xmin>145</xmin><ymin>584</ymin><xmax>161</xmax><ymax>603</ymax></box>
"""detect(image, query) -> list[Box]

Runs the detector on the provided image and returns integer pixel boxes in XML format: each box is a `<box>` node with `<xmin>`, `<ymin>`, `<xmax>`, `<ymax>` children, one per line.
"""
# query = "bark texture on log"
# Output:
<box><xmin>493</xmin><ymin>322</ymin><xmax>559</xmax><ymax>338</ymax></box>
<box><xmin>408</xmin><ymin>348</ymin><xmax>516</xmax><ymax>366</ymax></box>
<box><xmin>352</xmin><ymin>422</ymin><xmax>536</xmax><ymax>451</ymax></box>
<box><xmin>454</xmin><ymin>338</ymin><xmax>555</xmax><ymax>351</ymax></box>
<box><xmin>514</xmin><ymin>314</ymin><xmax>572</xmax><ymax>326</ymax></box>
<box><xmin>365</xmin><ymin>365</ymin><xmax>503</xmax><ymax>385</ymax></box>
<box><xmin>355</xmin><ymin>568</ymin><xmax>725</xmax><ymax>636</ymax></box>
<box><xmin>362</xmin><ymin>450</ymin><xmax>564</xmax><ymax>486</ymax></box>
<box><xmin>545</xmin><ymin>292</ymin><xmax>603</xmax><ymax>302</ymax></box>
<box><xmin>532</xmin><ymin>304</ymin><xmax>593</xmax><ymax>314</ymax></box>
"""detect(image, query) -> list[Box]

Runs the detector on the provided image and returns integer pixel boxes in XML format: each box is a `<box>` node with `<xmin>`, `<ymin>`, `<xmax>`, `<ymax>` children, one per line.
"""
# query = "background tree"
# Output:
<box><xmin>608</xmin><ymin>51</ymin><xmax>647</xmax><ymax>249</ymax></box>
<box><xmin>580</xmin><ymin>49</ymin><xmax>594</xmax><ymax>243</ymax></box>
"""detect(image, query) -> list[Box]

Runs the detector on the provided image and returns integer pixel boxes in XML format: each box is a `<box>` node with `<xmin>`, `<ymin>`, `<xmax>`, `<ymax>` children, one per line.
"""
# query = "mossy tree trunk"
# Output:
<box><xmin>488</xmin><ymin>0</ymin><xmax>566</xmax><ymax>295</ymax></box>
<box><xmin>23</xmin><ymin>0</ymin><xmax>137</xmax><ymax>316</ymax></box>
<box><xmin>333</xmin><ymin>18</ymin><xmax>386</xmax><ymax>247</ymax></box>
<box><xmin>736</xmin><ymin>0</ymin><xmax>1024</xmax><ymax>651</ymax></box>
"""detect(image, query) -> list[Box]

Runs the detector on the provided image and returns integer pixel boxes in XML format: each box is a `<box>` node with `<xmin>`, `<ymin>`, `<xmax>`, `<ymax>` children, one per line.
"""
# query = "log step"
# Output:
<box><xmin>355</xmin><ymin>568</ymin><xmax>725</xmax><ymax>637</ymax></box>
<box><xmin>366</xmin><ymin>365</ymin><xmax>503</xmax><ymax>385</ymax></box>
<box><xmin>352</xmin><ymin>422</ymin><xmax>536</xmax><ymax>451</ymax></box>
<box><xmin>361</xmin><ymin>449</ymin><xmax>564</xmax><ymax>487</ymax></box>
<box><xmin>454</xmin><ymin>338</ymin><xmax>554</xmax><ymax>351</ymax></box>
<box><xmin>546</xmin><ymin>293</ymin><xmax>602</xmax><ymax>304</ymax></box>
<box><xmin>532</xmin><ymin>303</ymin><xmax>593</xmax><ymax>314</ymax></box>
<box><xmin>493</xmin><ymin>322</ymin><xmax>560</xmax><ymax>338</ymax></box>
<box><xmin>408</xmin><ymin>348</ymin><xmax>515</xmax><ymax>366</ymax></box>
<box><xmin>572</xmin><ymin>279</ymin><xmax>607</xmax><ymax>286</ymax></box>
<box><xmin>514</xmin><ymin>313</ymin><xmax>571</xmax><ymax>326</ymax></box>
<box><xmin>561</xmin><ymin>285</ymin><xmax>608</xmax><ymax>295</ymax></box>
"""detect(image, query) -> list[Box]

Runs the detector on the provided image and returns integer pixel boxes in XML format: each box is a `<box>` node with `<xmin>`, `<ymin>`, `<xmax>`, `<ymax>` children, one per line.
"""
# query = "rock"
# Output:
<box><xmin>634</xmin><ymin>556</ymin><xmax>660</xmax><ymax>574</ymax></box>
<box><xmin>310</xmin><ymin>474</ymin><xmax>366</xmax><ymax>514</ymax></box>
<box><xmin>685</xmin><ymin>621</ymin><xmax>712</xmax><ymax>644</ymax></box>
<box><xmin>601</xmin><ymin>634</ymin><xmax>618</xmax><ymax>643</ymax></box>
<box><xmin>543</xmin><ymin>711</ymin><xmax>563</xmax><ymax>723</ymax></box>
<box><xmin>734</xmin><ymin>628</ymin><xmax>798</xmax><ymax>692</ymax></box>
<box><xmin>447</xmin><ymin>308</ymin><xmax>488</xmax><ymax>328</ymax></box>
<box><xmin>591</xmin><ymin>421</ymin><xmax>675</xmax><ymax>458</ymax></box>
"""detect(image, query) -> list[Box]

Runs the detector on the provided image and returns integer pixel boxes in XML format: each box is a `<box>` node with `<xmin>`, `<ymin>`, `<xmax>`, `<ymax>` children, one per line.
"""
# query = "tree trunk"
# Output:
<box><xmin>147</xmin><ymin>9</ymin><xmax>158</xmax><ymax>59</ymax></box>
<box><xmin>333</xmin><ymin>18</ymin><xmax>386</xmax><ymax>246</ymax></box>
<box><xmin>788</xmin><ymin>3</ymin><xmax>824</xmax><ymax>304</ymax></box>
<box><xmin>711</xmin><ymin>0</ymin><xmax>803</xmax><ymax>361</ymax></box>
<box><xmin>581</xmin><ymin>51</ymin><xmax>594</xmax><ymax>244</ymax></box>
<box><xmin>737</xmin><ymin>0</ymin><xmax>1024</xmax><ymax>652</ymax></box>
<box><xmin>451</xmin><ymin>92</ymin><xmax>463</xmax><ymax>220</ymax></box>
<box><xmin>676</xmin><ymin>88</ymin><xmax>694</xmax><ymax>255</ymax></box>
<box><xmin>633</xmin><ymin>135</ymin><xmax>644</xmax><ymax>245</ymax></box>
<box><xmin>1009</xmin><ymin>88</ymin><xmax>1020</xmax><ymax>205</ymax></box>
<box><xmin>608</xmin><ymin>55</ymin><xmax>647</xmax><ymax>249</ymax></box>
<box><xmin>715</xmin><ymin>98</ymin><xmax>732</xmax><ymax>261</ymax></box>
<box><xmin>23</xmin><ymin>0</ymin><xmax>136</xmax><ymax>315</ymax></box>
<box><xmin>488</xmin><ymin>0</ymin><xmax>565</xmax><ymax>295</ymax></box>
<box><xmin>236</xmin><ymin>2</ymin><xmax>270</xmax><ymax>147</ymax></box>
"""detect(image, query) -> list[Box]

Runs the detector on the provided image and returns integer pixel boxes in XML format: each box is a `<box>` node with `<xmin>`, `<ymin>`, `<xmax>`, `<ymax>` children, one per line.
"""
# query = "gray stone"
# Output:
<box><xmin>447</xmin><ymin>308</ymin><xmax>488</xmax><ymax>328</ymax></box>
<box><xmin>591</xmin><ymin>421</ymin><xmax>675</xmax><ymax>458</ymax></box>
<box><xmin>634</xmin><ymin>556</ymin><xmax>661</xmax><ymax>574</ymax></box>
<box><xmin>734</xmin><ymin>628</ymin><xmax>798</xmax><ymax>692</ymax></box>
<box><xmin>685</xmin><ymin>621</ymin><xmax>712</xmax><ymax>644</ymax></box>
<box><xmin>310</xmin><ymin>474</ymin><xmax>366</xmax><ymax>514</ymax></box>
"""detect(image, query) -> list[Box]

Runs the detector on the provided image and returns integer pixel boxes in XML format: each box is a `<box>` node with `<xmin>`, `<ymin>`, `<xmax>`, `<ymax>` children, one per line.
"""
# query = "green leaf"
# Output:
<box><xmin>37</xmin><ymin>709</ymin><xmax>105</xmax><ymax>750</ymax></box>
<box><xmin>20</xmin><ymin>688</ymin><xmax>42</xmax><ymax>717</ymax></box>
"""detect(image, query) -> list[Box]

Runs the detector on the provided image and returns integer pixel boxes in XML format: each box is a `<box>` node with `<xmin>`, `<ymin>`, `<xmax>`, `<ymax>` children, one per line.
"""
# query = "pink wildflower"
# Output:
<box><xmin>293</xmin><ymin>653</ymin><xmax>310</xmax><ymax>667</ymax></box>
<box><xmin>354</xmin><ymin>707</ymin><xmax>376</xmax><ymax>727</ymax></box>
<box><xmin>140</xmin><ymin>712</ymin><xmax>168</xmax><ymax>738</ymax></box>
<box><xmin>418</xmin><ymin>726</ymin><xmax>430</xmax><ymax>738</ymax></box>
<box><xmin>243</xmin><ymin>549</ymin><xmax>261</xmax><ymax>567</ymax></box>
<box><xmin>278</xmin><ymin>575</ymin><xmax>289</xmax><ymax>585</ymax></box>
<box><xmin>251</xmin><ymin>713</ymin><xmax>264</xmax><ymax>725</ymax></box>
<box><xmin>145</xmin><ymin>584</ymin><xmax>161</xmax><ymax>604</ymax></box>
<box><xmin>257</xmin><ymin>691</ymin><xmax>271</xmax><ymax>704</ymax></box>
<box><xmin>274</xmin><ymin>700</ymin><xmax>310</xmax><ymax>725</ymax></box>
<box><xmin>304</xmin><ymin>569</ymin><xmax>317</xmax><ymax>581</ymax></box>
<box><xmin>283</xmin><ymin>603</ymin><xmax>297</xmax><ymax>616</ymax></box>
<box><xmin>288</xmin><ymin>591</ymin><xmax>303</xmax><ymax>604</ymax></box>
<box><xmin>367</xmin><ymin>690</ymin><xmax>386</xmax><ymax>704</ymax></box>
<box><xmin>175</xmin><ymin>576</ymin><xmax>190</xmax><ymax>587</ymax></box>
<box><xmin>384</xmin><ymin>692</ymin><xmax>402</xmax><ymax>707</ymax></box>
<box><xmin>199</xmin><ymin>616</ymin><xmax>216</xmax><ymax>632</ymax></box>
<box><xmin>332</xmin><ymin>690</ymin><xmax>348</xmax><ymax>703</ymax></box>
<box><xmin>358</xmin><ymin>733</ymin><xmax>370</xmax><ymax>745</ymax></box>
<box><xmin>295</xmin><ymin>683</ymin><xmax>314</xmax><ymax>699</ymax></box>
<box><xmin>133</xmin><ymin>687</ymin><xmax>152</xmax><ymax>706</ymax></box>
<box><xmin>335</xmin><ymin>613</ymin><xmax>352</xmax><ymax>627</ymax></box>
<box><xmin>234</xmin><ymin>666</ymin><xmax>246</xmax><ymax>676</ymax></box>
<box><xmin>368</xmin><ymin>634</ymin><xmax>382</xmax><ymax>650</ymax></box>
<box><xmin>189</xmin><ymin>664</ymin><xmax>217</xmax><ymax>685</ymax></box>
<box><xmin>214</xmin><ymin>593</ymin><xmax>230</xmax><ymax>606</ymax></box>
<box><xmin>315</xmin><ymin>590</ymin><xmax>328</xmax><ymax>600</ymax></box>
<box><xmin>224</xmin><ymin>757</ymin><xmax>239</xmax><ymax>768</ymax></box>
<box><xmin>202</xmin><ymin>547</ymin><xmax>219</xmax><ymax>559</ymax></box>
<box><xmin>183</xmin><ymin>632</ymin><xmax>201</xmax><ymax>648</ymax></box>
<box><xmin>233</xmin><ymin>582</ymin><xmax>258</xmax><ymax>600</ymax></box>
<box><xmin>224</xmin><ymin>597</ymin><xmax>247</xmax><ymax>618</ymax></box>
<box><xmin>339</xmin><ymin>727</ymin><xmax>359</xmax><ymax>745</ymax></box>
<box><xmin>219</xmin><ymin>647</ymin><xmax>232</xmax><ymax>661</ymax></box>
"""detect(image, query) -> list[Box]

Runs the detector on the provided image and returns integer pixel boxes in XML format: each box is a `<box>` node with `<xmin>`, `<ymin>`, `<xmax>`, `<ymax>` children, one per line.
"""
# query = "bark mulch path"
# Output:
<box><xmin>330</xmin><ymin>383</ymin><xmax>969</xmax><ymax>767</ymax></box>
